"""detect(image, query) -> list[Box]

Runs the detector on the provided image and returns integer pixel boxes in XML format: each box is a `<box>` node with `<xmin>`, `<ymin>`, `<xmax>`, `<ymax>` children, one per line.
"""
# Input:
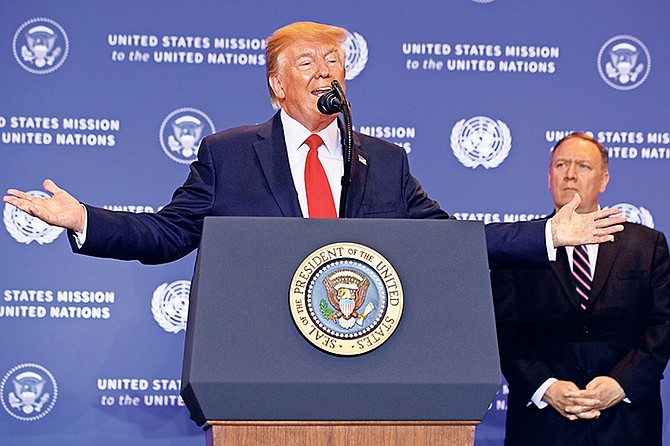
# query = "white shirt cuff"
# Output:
<box><xmin>530</xmin><ymin>377</ymin><xmax>558</xmax><ymax>409</ymax></box>
<box><xmin>73</xmin><ymin>204</ymin><xmax>88</xmax><ymax>249</ymax></box>
<box><xmin>545</xmin><ymin>219</ymin><xmax>557</xmax><ymax>262</ymax></box>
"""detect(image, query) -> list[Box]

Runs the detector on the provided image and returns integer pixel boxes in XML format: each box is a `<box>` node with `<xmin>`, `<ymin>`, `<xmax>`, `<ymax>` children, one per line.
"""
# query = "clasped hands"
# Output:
<box><xmin>543</xmin><ymin>376</ymin><xmax>626</xmax><ymax>420</ymax></box>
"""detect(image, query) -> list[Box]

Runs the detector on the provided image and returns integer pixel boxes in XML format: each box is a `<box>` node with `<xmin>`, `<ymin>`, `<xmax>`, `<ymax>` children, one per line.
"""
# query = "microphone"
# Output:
<box><xmin>317</xmin><ymin>88</ymin><xmax>342</xmax><ymax>114</ymax></box>
<box><xmin>315</xmin><ymin>80</ymin><xmax>353</xmax><ymax>219</ymax></box>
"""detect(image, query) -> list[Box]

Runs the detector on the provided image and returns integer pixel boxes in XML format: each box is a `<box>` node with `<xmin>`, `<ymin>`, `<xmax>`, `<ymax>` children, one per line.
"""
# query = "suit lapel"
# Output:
<box><xmin>253</xmin><ymin>113</ymin><xmax>302</xmax><ymax>217</ymax></box>
<box><xmin>553</xmin><ymin>247</ymin><xmax>581</xmax><ymax>310</ymax></box>
<box><xmin>554</xmin><ymin>238</ymin><xmax>622</xmax><ymax>310</ymax></box>
<box><xmin>590</xmin><ymin>235</ymin><xmax>621</xmax><ymax>301</ymax></box>
<box><xmin>345</xmin><ymin>132</ymin><xmax>368</xmax><ymax>218</ymax></box>
<box><xmin>252</xmin><ymin>114</ymin><xmax>368</xmax><ymax>218</ymax></box>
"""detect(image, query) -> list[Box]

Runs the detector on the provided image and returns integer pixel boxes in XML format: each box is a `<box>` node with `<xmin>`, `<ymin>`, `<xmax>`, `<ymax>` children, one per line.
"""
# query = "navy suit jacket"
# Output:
<box><xmin>492</xmin><ymin>222</ymin><xmax>670</xmax><ymax>446</ymax></box>
<box><xmin>71</xmin><ymin>112</ymin><xmax>546</xmax><ymax>267</ymax></box>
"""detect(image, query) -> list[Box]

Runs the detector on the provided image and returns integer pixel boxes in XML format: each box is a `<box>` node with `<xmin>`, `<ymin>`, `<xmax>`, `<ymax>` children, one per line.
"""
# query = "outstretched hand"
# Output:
<box><xmin>551</xmin><ymin>193</ymin><xmax>625</xmax><ymax>247</ymax></box>
<box><xmin>3</xmin><ymin>179</ymin><xmax>86</xmax><ymax>232</ymax></box>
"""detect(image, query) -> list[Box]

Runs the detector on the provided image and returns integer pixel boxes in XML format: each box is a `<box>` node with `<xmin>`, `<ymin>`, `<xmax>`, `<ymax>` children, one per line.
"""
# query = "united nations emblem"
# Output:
<box><xmin>290</xmin><ymin>243</ymin><xmax>403</xmax><ymax>356</ymax></box>
<box><xmin>151</xmin><ymin>280</ymin><xmax>190</xmax><ymax>333</ymax></box>
<box><xmin>608</xmin><ymin>202</ymin><xmax>654</xmax><ymax>229</ymax></box>
<box><xmin>1</xmin><ymin>363</ymin><xmax>58</xmax><ymax>421</ymax></box>
<box><xmin>159</xmin><ymin>108</ymin><xmax>216</xmax><ymax>164</ymax></box>
<box><xmin>597</xmin><ymin>35</ymin><xmax>651</xmax><ymax>91</ymax></box>
<box><xmin>344</xmin><ymin>31</ymin><xmax>368</xmax><ymax>81</ymax></box>
<box><xmin>3</xmin><ymin>191</ymin><xmax>65</xmax><ymax>245</ymax></box>
<box><xmin>12</xmin><ymin>17</ymin><xmax>69</xmax><ymax>75</ymax></box>
<box><xmin>450</xmin><ymin>116</ymin><xmax>512</xmax><ymax>169</ymax></box>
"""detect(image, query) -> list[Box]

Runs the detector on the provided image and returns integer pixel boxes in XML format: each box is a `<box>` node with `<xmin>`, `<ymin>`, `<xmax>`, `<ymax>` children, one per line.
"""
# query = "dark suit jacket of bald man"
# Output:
<box><xmin>492</xmin><ymin>222</ymin><xmax>670</xmax><ymax>446</ymax></box>
<box><xmin>69</xmin><ymin>112</ymin><xmax>546</xmax><ymax>267</ymax></box>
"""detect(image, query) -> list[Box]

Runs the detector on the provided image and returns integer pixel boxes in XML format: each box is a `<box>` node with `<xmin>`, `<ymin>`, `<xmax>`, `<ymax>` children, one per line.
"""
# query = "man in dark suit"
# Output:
<box><xmin>491</xmin><ymin>132</ymin><xmax>670</xmax><ymax>445</ymax></box>
<box><xmin>3</xmin><ymin>23</ymin><xmax>623</xmax><ymax>266</ymax></box>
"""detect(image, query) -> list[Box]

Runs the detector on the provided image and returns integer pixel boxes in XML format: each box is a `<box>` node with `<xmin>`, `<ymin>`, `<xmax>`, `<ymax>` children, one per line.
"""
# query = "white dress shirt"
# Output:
<box><xmin>280</xmin><ymin>109</ymin><xmax>343</xmax><ymax>218</ymax></box>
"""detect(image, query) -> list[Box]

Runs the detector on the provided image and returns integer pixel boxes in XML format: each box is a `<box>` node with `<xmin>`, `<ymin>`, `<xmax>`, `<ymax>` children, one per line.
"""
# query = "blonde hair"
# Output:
<box><xmin>266</xmin><ymin>21</ymin><xmax>348</xmax><ymax>108</ymax></box>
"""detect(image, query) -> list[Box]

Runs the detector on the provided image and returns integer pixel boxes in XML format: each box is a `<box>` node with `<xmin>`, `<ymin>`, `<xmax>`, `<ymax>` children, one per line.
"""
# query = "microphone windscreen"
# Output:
<box><xmin>317</xmin><ymin>91</ymin><xmax>342</xmax><ymax>114</ymax></box>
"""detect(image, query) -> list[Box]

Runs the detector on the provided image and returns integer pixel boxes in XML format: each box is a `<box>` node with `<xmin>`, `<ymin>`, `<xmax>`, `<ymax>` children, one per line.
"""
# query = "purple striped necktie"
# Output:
<box><xmin>572</xmin><ymin>245</ymin><xmax>592</xmax><ymax>310</ymax></box>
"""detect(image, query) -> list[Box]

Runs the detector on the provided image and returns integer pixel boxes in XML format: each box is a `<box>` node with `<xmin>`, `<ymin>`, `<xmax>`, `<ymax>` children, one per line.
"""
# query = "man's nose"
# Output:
<box><xmin>565</xmin><ymin>163</ymin><xmax>577</xmax><ymax>179</ymax></box>
<box><xmin>315</xmin><ymin>60</ymin><xmax>331</xmax><ymax>78</ymax></box>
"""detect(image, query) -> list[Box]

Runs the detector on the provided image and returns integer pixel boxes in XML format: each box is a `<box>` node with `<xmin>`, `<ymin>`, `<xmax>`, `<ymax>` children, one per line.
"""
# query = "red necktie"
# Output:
<box><xmin>304</xmin><ymin>134</ymin><xmax>337</xmax><ymax>218</ymax></box>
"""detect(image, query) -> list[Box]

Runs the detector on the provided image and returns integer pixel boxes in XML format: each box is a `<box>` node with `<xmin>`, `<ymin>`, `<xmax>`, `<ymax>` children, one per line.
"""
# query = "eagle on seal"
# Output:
<box><xmin>323</xmin><ymin>273</ymin><xmax>370</xmax><ymax>322</ymax></box>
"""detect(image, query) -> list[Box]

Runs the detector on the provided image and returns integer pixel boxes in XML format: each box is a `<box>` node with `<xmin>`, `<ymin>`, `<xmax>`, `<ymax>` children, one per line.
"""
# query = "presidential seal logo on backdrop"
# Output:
<box><xmin>597</xmin><ymin>35</ymin><xmax>651</xmax><ymax>91</ymax></box>
<box><xmin>289</xmin><ymin>242</ymin><xmax>403</xmax><ymax>356</ymax></box>
<box><xmin>344</xmin><ymin>31</ymin><xmax>368</xmax><ymax>80</ymax></box>
<box><xmin>1</xmin><ymin>363</ymin><xmax>58</xmax><ymax>421</ymax></box>
<box><xmin>608</xmin><ymin>203</ymin><xmax>654</xmax><ymax>228</ymax></box>
<box><xmin>151</xmin><ymin>280</ymin><xmax>190</xmax><ymax>333</ymax></box>
<box><xmin>159</xmin><ymin>108</ymin><xmax>216</xmax><ymax>164</ymax></box>
<box><xmin>451</xmin><ymin>116</ymin><xmax>512</xmax><ymax>169</ymax></box>
<box><xmin>13</xmin><ymin>18</ymin><xmax>69</xmax><ymax>75</ymax></box>
<box><xmin>4</xmin><ymin>191</ymin><xmax>65</xmax><ymax>245</ymax></box>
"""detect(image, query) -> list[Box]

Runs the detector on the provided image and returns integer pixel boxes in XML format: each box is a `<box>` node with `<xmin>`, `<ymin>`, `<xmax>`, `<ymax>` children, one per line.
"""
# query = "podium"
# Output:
<box><xmin>181</xmin><ymin>217</ymin><xmax>500</xmax><ymax>446</ymax></box>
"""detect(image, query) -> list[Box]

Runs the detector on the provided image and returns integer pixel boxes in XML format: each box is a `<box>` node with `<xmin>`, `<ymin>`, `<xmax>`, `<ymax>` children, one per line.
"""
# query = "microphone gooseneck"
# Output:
<box><xmin>317</xmin><ymin>80</ymin><xmax>353</xmax><ymax>219</ymax></box>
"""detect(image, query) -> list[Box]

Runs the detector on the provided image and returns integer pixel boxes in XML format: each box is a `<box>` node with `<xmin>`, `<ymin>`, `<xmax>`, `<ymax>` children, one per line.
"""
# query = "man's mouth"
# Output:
<box><xmin>311</xmin><ymin>87</ymin><xmax>333</xmax><ymax>96</ymax></box>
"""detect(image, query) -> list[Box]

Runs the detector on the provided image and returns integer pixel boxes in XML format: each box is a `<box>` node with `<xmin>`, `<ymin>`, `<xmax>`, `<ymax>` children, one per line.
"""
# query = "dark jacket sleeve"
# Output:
<box><xmin>485</xmin><ymin>220</ymin><xmax>549</xmax><ymax>269</ymax></box>
<box><xmin>68</xmin><ymin>135</ymin><xmax>217</xmax><ymax>264</ymax></box>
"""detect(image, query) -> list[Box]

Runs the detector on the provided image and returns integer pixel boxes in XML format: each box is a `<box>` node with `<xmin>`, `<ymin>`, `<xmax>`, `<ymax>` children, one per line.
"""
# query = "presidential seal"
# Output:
<box><xmin>289</xmin><ymin>243</ymin><xmax>403</xmax><ymax>356</ymax></box>
<box><xmin>13</xmin><ymin>17</ymin><xmax>69</xmax><ymax>75</ymax></box>
<box><xmin>1</xmin><ymin>363</ymin><xmax>58</xmax><ymax>421</ymax></box>
<box><xmin>597</xmin><ymin>35</ymin><xmax>651</xmax><ymax>91</ymax></box>
<box><xmin>159</xmin><ymin>107</ymin><xmax>216</xmax><ymax>164</ymax></box>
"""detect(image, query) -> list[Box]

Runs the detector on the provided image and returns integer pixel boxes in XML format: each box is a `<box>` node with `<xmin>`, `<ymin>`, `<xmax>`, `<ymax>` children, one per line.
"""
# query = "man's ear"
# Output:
<box><xmin>269</xmin><ymin>74</ymin><xmax>285</xmax><ymax>100</ymax></box>
<box><xmin>600</xmin><ymin>170</ymin><xmax>610</xmax><ymax>193</ymax></box>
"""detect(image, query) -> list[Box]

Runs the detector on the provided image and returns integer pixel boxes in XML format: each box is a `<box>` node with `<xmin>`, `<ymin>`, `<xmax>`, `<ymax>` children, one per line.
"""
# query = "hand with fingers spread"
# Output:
<box><xmin>3</xmin><ymin>179</ymin><xmax>86</xmax><ymax>233</ymax></box>
<box><xmin>551</xmin><ymin>193</ymin><xmax>625</xmax><ymax>247</ymax></box>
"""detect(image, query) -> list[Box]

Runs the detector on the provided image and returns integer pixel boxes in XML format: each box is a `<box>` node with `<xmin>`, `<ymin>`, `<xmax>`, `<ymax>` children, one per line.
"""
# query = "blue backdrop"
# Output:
<box><xmin>2</xmin><ymin>1</ymin><xmax>669</xmax><ymax>445</ymax></box>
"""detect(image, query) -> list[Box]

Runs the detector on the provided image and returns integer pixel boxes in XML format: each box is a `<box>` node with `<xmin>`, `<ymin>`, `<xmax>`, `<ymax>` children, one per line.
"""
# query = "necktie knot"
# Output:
<box><xmin>305</xmin><ymin>134</ymin><xmax>324</xmax><ymax>152</ymax></box>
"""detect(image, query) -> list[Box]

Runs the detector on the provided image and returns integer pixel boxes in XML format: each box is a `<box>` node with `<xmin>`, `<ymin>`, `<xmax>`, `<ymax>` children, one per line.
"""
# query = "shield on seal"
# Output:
<box><xmin>340</xmin><ymin>298</ymin><xmax>355</xmax><ymax>318</ymax></box>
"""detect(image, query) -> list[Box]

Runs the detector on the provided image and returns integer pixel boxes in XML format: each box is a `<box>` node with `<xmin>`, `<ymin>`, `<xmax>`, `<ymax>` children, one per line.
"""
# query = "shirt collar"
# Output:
<box><xmin>280</xmin><ymin>109</ymin><xmax>341</xmax><ymax>157</ymax></box>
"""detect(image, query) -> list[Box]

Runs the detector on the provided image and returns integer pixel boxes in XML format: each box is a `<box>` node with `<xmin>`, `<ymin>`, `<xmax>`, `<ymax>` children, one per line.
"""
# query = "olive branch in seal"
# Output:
<box><xmin>319</xmin><ymin>299</ymin><xmax>333</xmax><ymax>319</ymax></box>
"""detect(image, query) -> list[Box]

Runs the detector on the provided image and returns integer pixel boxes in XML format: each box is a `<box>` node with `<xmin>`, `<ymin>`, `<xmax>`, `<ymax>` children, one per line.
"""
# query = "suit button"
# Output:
<box><xmin>583</xmin><ymin>326</ymin><xmax>589</xmax><ymax>334</ymax></box>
